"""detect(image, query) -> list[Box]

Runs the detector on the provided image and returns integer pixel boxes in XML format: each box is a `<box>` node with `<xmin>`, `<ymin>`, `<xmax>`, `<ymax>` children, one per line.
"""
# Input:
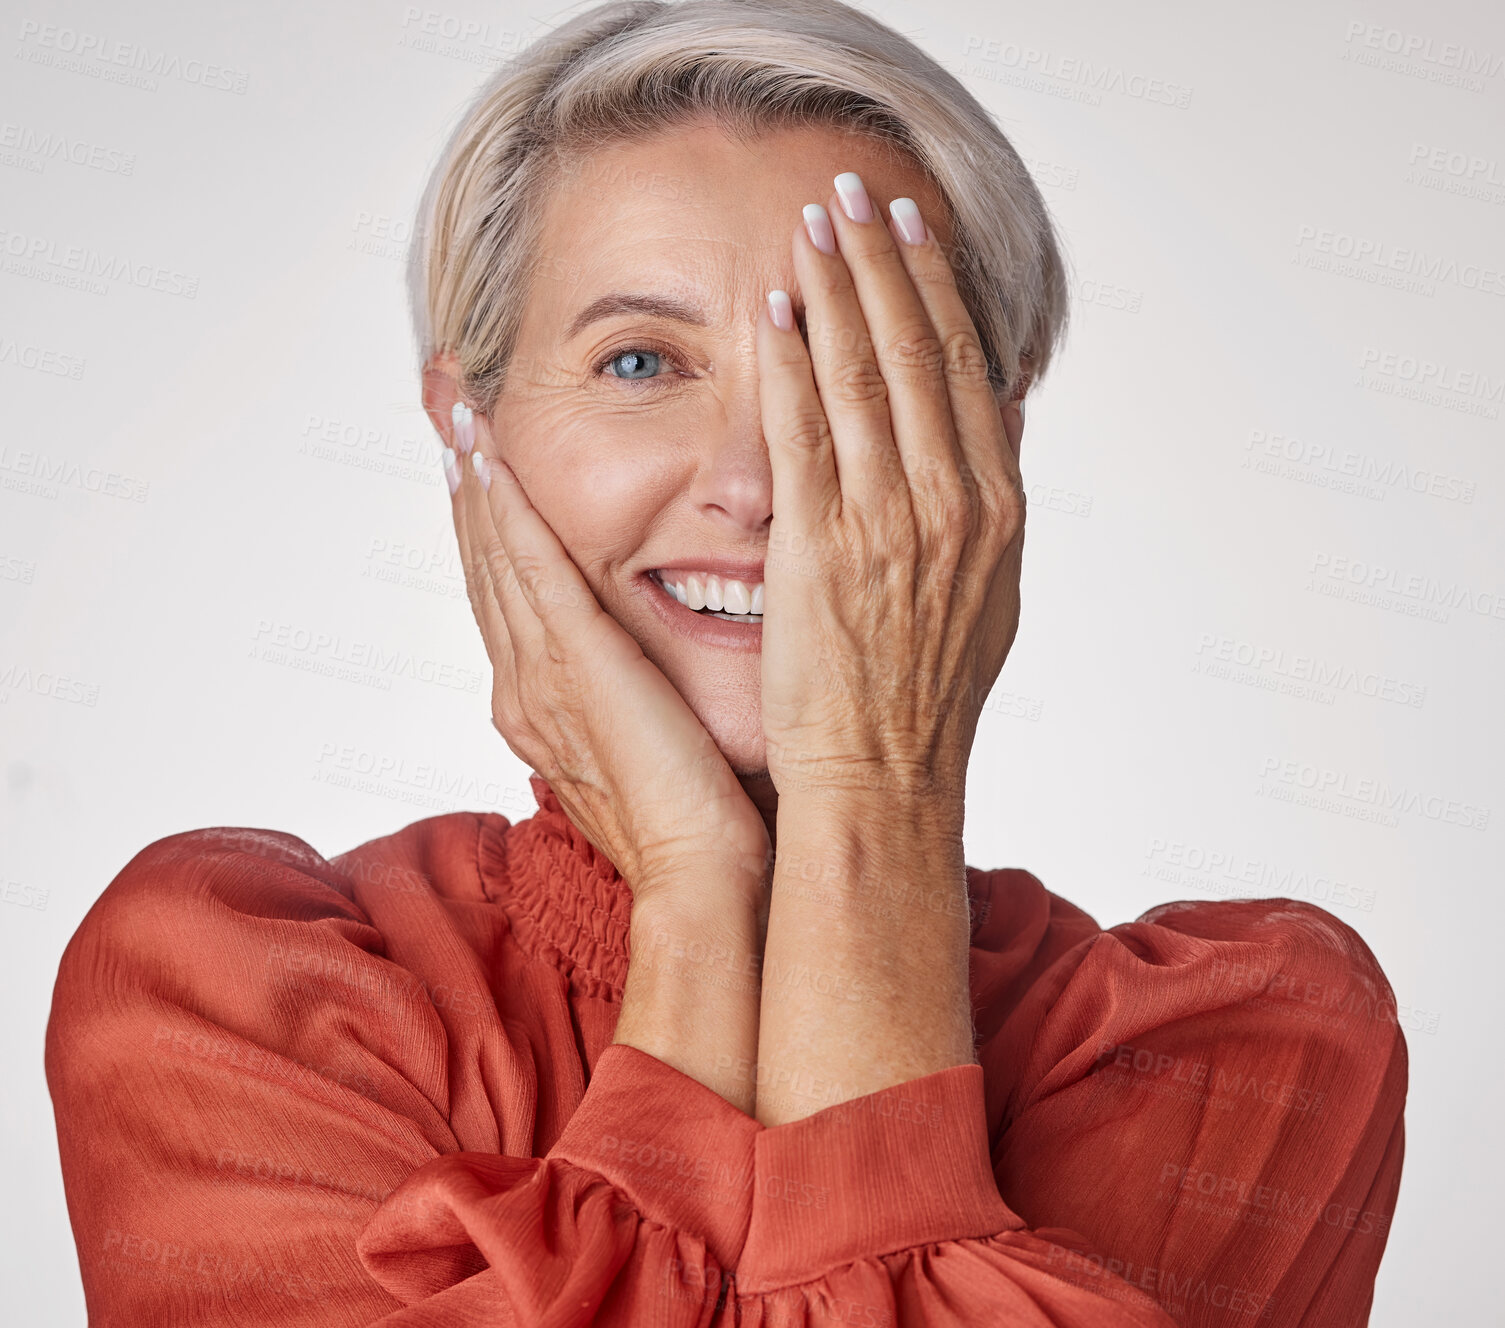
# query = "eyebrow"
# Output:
<box><xmin>565</xmin><ymin>292</ymin><xmax>710</xmax><ymax>341</ymax></box>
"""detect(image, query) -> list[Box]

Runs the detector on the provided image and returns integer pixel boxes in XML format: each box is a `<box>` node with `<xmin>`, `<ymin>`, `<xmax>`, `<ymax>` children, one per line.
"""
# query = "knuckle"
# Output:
<box><xmin>813</xmin><ymin>266</ymin><xmax>850</xmax><ymax>303</ymax></box>
<box><xmin>507</xmin><ymin>550</ymin><xmax>549</xmax><ymax>599</ymax></box>
<box><xmin>780</xmin><ymin>407</ymin><xmax>834</xmax><ymax>453</ymax></box>
<box><xmin>831</xmin><ymin>356</ymin><xmax>889</xmax><ymax>407</ymax></box>
<box><xmin>916</xmin><ymin>246</ymin><xmax>959</xmax><ymax>288</ymax></box>
<box><xmin>954</xmin><ymin>457</ymin><xmax>987</xmax><ymax>502</ymax></box>
<box><xmin>490</xmin><ymin>697</ymin><xmax>524</xmax><ymax>742</ymax></box>
<box><xmin>883</xmin><ymin>323</ymin><xmax>945</xmax><ymax>376</ymax></box>
<box><xmin>942</xmin><ymin>329</ymin><xmax>991</xmax><ymax>386</ymax></box>
<box><xmin>942</xmin><ymin>483</ymin><xmax>978</xmax><ymax>534</ymax></box>
<box><xmin>925</xmin><ymin>488</ymin><xmax>974</xmax><ymax>548</ymax></box>
<box><xmin>994</xmin><ymin>474</ymin><xmax>1027</xmax><ymax>539</ymax></box>
<box><xmin>474</xmin><ymin>536</ymin><xmax>511</xmax><ymax>589</ymax></box>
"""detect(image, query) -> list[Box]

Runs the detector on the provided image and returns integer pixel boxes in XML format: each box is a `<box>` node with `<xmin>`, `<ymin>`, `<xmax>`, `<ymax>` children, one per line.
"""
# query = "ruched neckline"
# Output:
<box><xmin>477</xmin><ymin>773</ymin><xmax>636</xmax><ymax>1001</ymax></box>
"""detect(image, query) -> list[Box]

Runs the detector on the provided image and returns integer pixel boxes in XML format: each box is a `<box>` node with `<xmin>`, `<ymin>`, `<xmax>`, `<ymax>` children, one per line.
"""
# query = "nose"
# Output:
<box><xmin>685</xmin><ymin>372</ymin><xmax>774</xmax><ymax>538</ymax></box>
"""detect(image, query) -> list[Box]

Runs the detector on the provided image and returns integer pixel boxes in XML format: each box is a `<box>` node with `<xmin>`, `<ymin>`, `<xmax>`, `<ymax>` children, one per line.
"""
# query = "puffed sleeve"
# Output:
<box><xmin>44</xmin><ymin>828</ymin><xmax>759</xmax><ymax>1326</ymax></box>
<box><xmin>983</xmin><ymin>895</ymin><xmax>1408</xmax><ymax>1327</ymax></box>
<box><xmin>709</xmin><ymin>894</ymin><xmax>1403</xmax><ymax>1327</ymax></box>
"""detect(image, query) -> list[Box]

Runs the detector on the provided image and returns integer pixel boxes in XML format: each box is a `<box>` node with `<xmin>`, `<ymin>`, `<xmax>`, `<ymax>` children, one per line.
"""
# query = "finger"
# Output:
<box><xmin>880</xmin><ymin>197</ymin><xmax>1019</xmax><ymax>502</ymax></box>
<box><xmin>448</xmin><ymin>420</ymin><xmax>528</xmax><ymax>721</ymax></box>
<box><xmin>469</xmin><ymin>421</ymin><xmax>610</xmax><ymax>654</ymax></box>
<box><xmin>792</xmin><ymin>199</ymin><xmax>909</xmax><ymax>527</ymax></box>
<box><xmin>825</xmin><ymin>175</ymin><xmax>967</xmax><ymax>520</ymax></box>
<box><xmin>456</xmin><ymin>416</ymin><xmax>545</xmax><ymax>674</ymax></box>
<box><xmin>756</xmin><ymin>284</ymin><xmax>842</xmax><ymax>550</ymax></box>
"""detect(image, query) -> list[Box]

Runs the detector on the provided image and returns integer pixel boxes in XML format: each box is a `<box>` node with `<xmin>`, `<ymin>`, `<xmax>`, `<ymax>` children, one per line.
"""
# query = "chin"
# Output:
<box><xmin>695</xmin><ymin>697</ymin><xmax>767</xmax><ymax>778</ymax></box>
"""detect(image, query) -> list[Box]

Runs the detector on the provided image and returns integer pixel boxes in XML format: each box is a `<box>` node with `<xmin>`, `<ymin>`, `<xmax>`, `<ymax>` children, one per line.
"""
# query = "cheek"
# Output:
<box><xmin>501</xmin><ymin>396</ymin><xmax>691</xmax><ymax>577</ymax></box>
<box><xmin>533</xmin><ymin>443</ymin><xmax>670</xmax><ymax>577</ymax></box>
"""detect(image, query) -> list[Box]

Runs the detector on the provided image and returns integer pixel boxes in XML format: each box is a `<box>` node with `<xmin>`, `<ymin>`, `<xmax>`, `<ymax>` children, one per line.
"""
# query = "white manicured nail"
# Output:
<box><xmin>889</xmin><ymin>197</ymin><xmax>927</xmax><ymax>245</ymax></box>
<box><xmin>451</xmin><ymin>402</ymin><xmax>475</xmax><ymax>455</ymax></box>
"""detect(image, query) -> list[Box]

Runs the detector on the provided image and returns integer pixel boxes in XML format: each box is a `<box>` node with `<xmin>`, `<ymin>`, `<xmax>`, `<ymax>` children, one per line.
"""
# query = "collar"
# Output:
<box><xmin>477</xmin><ymin>773</ymin><xmax>636</xmax><ymax>1001</ymax></box>
<box><xmin>478</xmin><ymin>774</ymin><xmax>1009</xmax><ymax>1003</ymax></box>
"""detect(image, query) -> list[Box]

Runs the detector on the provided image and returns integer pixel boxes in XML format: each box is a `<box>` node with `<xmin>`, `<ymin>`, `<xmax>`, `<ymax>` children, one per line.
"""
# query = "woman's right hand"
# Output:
<box><xmin>445</xmin><ymin>402</ymin><xmax>772</xmax><ymax>912</ymax></box>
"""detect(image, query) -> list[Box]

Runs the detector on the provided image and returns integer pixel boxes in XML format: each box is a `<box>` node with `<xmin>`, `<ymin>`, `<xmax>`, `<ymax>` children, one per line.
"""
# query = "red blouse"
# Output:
<box><xmin>46</xmin><ymin>776</ymin><xmax>1406</xmax><ymax>1325</ymax></box>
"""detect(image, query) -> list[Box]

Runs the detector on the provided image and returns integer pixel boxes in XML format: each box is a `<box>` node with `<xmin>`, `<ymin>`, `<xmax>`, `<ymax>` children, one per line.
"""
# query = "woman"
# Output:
<box><xmin>46</xmin><ymin>1</ymin><xmax>1405</xmax><ymax>1324</ymax></box>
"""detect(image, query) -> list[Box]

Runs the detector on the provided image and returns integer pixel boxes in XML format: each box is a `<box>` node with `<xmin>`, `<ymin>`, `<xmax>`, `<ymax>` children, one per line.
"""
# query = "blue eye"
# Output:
<box><xmin>605</xmin><ymin>348</ymin><xmax>662</xmax><ymax>380</ymax></box>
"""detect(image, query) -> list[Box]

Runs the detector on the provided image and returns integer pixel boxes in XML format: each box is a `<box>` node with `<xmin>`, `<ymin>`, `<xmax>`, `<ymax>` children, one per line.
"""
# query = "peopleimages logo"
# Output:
<box><xmin>0</xmin><ymin>228</ymin><xmax>200</xmax><ymax>299</ymax></box>
<box><xmin>1244</xmin><ymin>431</ymin><xmax>1475</xmax><ymax>504</ymax></box>
<box><xmin>959</xmin><ymin>35</ymin><xmax>1193</xmax><ymax>107</ymax></box>
<box><xmin>0</xmin><ymin>121</ymin><xmax>136</xmax><ymax>175</ymax></box>
<box><xmin>1356</xmin><ymin>347</ymin><xmax>1502</xmax><ymax>421</ymax></box>
<box><xmin>1193</xmin><ymin>633</ymin><xmax>1426</xmax><ymax>708</ymax></box>
<box><xmin>15</xmin><ymin>21</ymin><xmax>250</xmax><ymax>93</ymax></box>
<box><xmin>1306</xmin><ymin>552</ymin><xmax>1505</xmax><ymax>626</ymax></box>
<box><xmin>1143</xmin><ymin>837</ymin><xmax>1377</xmax><ymax>912</ymax></box>
<box><xmin>1406</xmin><ymin>143</ymin><xmax>1505</xmax><ymax>184</ymax></box>
<box><xmin>1293</xmin><ymin>225</ymin><xmax>1505</xmax><ymax>297</ymax></box>
<box><xmin>1257</xmin><ymin>757</ymin><xmax>1490</xmax><ymax>831</ymax></box>
<box><xmin>1342</xmin><ymin>20</ymin><xmax>1503</xmax><ymax>80</ymax></box>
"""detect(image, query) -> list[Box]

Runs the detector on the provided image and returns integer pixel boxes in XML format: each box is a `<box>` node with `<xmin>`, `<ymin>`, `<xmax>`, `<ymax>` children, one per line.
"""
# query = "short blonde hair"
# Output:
<box><xmin>407</xmin><ymin>0</ymin><xmax>1070</xmax><ymax>412</ymax></box>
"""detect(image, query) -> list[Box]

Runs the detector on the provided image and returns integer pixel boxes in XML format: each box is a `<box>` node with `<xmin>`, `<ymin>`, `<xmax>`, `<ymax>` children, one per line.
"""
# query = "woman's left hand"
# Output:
<box><xmin>755</xmin><ymin>175</ymin><xmax>1027</xmax><ymax>805</ymax></box>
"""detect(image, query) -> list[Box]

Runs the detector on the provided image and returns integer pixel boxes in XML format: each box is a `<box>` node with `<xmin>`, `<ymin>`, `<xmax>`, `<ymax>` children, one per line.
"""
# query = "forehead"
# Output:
<box><xmin>529</xmin><ymin>120</ymin><xmax>953</xmax><ymax>325</ymax></box>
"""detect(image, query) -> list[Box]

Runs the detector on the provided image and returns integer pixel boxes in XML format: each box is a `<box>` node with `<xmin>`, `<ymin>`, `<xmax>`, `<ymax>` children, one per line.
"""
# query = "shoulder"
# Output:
<box><xmin>1107</xmin><ymin>895</ymin><xmax>1398</xmax><ymax>1006</ymax></box>
<box><xmin>75</xmin><ymin>811</ymin><xmax>514</xmax><ymax>928</ymax></box>
<box><xmin>971</xmin><ymin>875</ymin><xmax>1407</xmax><ymax>1103</ymax></box>
<box><xmin>45</xmin><ymin>813</ymin><xmax>521</xmax><ymax>1086</ymax></box>
<box><xmin>1061</xmin><ymin>893</ymin><xmax>1408</xmax><ymax>1090</ymax></box>
<box><xmin>61</xmin><ymin>824</ymin><xmax>355</xmax><ymax>953</ymax></box>
<box><xmin>47</xmin><ymin>826</ymin><xmax>355</xmax><ymax>1034</ymax></box>
<box><xmin>969</xmin><ymin>864</ymin><xmax>1397</xmax><ymax>1003</ymax></box>
<box><xmin>51</xmin><ymin>812</ymin><xmax>517</xmax><ymax>1001</ymax></box>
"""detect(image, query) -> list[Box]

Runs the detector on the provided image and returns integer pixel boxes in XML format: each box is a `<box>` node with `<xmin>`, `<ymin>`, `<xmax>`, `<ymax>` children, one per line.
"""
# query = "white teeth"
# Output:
<box><xmin>723</xmin><ymin>579</ymin><xmax>751</xmax><ymax>614</ymax></box>
<box><xmin>654</xmin><ymin>569</ymin><xmax>764</xmax><ymax>616</ymax></box>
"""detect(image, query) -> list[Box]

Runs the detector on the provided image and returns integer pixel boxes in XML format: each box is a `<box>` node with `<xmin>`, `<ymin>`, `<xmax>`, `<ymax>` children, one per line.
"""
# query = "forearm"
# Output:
<box><xmin>612</xmin><ymin>870</ymin><xmax>769</xmax><ymax>1117</ymax></box>
<box><xmin>755</xmin><ymin>791</ymin><xmax>977</xmax><ymax>1127</ymax></box>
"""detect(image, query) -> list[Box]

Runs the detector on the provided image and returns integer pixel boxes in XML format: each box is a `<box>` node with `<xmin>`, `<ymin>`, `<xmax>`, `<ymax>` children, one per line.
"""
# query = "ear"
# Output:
<box><xmin>421</xmin><ymin>353</ymin><xmax>465</xmax><ymax>446</ymax></box>
<box><xmin>998</xmin><ymin>364</ymin><xmax>1031</xmax><ymax>462</ymax></box>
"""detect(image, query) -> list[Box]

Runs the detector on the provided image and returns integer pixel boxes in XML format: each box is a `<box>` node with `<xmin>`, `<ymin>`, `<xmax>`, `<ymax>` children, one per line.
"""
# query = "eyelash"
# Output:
<box><xmin>592</xmin><ymin>341</ymin><xmax>693</xmax><ymax>388</ymax></box>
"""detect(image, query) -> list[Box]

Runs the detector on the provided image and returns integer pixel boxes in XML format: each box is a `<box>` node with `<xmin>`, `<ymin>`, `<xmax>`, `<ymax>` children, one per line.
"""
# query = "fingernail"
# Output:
<box><xmin>471</xmin><ymin>449</ymin><xmax>490</xmax><ymax>492</ymax></box>
<box><xmin>834</xmin><ymin>172</ymin><xmax>873</xmax><ymax>223</ymax></box>
<box><xmin>802</xmin><ymin>203</ymin><xmax>836</xmax><ymax>255</ymax></box>
<box><xmin>441</xmin><ymin>446</ymin><xmax>460</xmax><ymax>495</ymax></box>
<box><xmin>767</xmin><ymin>289</ymin><xmax>794</xmax><ymax>331</ymax></box>
<box><xmin>451</xmin><ymin>401</ymin><xmax>475</xmax><ymax>455</ymax></box>
<box><xmin>889</xmin><ymin>197</ymin><xmax>927</xmax><ymax>245</ymax></box>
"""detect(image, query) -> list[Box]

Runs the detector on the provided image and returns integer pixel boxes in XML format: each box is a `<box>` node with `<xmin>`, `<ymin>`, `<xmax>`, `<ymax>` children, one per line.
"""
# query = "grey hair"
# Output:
<box><xmin>406</xmin><ymin>0</ymin><xmax>1071</xmax><ymax>413</ymax></box>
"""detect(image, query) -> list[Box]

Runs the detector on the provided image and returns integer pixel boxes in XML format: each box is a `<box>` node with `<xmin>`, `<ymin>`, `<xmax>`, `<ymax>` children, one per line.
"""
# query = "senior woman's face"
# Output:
<box><xmin>490</xmin><ymin>120</ymin><xmax>956</xmax><ymax>779</ymax></box>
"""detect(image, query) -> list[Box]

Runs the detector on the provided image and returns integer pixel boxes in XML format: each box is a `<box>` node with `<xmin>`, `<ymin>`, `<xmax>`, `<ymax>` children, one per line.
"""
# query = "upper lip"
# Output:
<box><xmin>647</xmin><ymin>559</ymin><xmax>766</xmax><ymax>582</ymax></box>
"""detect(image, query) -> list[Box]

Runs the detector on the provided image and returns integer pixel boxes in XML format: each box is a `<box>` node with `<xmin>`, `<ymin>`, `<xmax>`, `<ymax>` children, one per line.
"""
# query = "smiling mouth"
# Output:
<box><xmin>647</xmin><ymin>569</ymin><xmax>764</xmax><ymax>624</ymax></box>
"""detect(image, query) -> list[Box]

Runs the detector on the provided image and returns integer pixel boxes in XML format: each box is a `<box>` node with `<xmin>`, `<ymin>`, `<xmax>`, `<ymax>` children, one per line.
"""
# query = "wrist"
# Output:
<box><xmin>776</xmin><ymin>789</ymin><xmax>966</xmax><ymax>869</ymax></box>
<box><xmin>629</xmin><ymin>854</ymin><xmax>771</xmax><ymax>929</ymax></box>
<box><xmin>617</xmin><ymin>877</ymin><xmax>767</xmax><ymax>1117</ymax></box>
<box><xmin>771</xmin><ymin>792</ymin><xmax>972</xmax><ymax>954</ymax></box>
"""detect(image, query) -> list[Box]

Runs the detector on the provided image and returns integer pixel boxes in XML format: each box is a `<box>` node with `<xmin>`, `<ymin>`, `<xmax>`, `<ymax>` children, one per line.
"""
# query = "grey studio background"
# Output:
<box><xmin>2</xmin><ymin>0</ymin><xmax>1500</xmax><ymax>1323</ymax></box>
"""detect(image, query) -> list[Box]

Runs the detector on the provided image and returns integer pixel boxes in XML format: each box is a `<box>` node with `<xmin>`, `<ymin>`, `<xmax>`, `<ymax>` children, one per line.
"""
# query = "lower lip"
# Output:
<box><xmin>637</xmin><ymin>571</ymin><xmax>763</xmax><ymax>652</ymax></box>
